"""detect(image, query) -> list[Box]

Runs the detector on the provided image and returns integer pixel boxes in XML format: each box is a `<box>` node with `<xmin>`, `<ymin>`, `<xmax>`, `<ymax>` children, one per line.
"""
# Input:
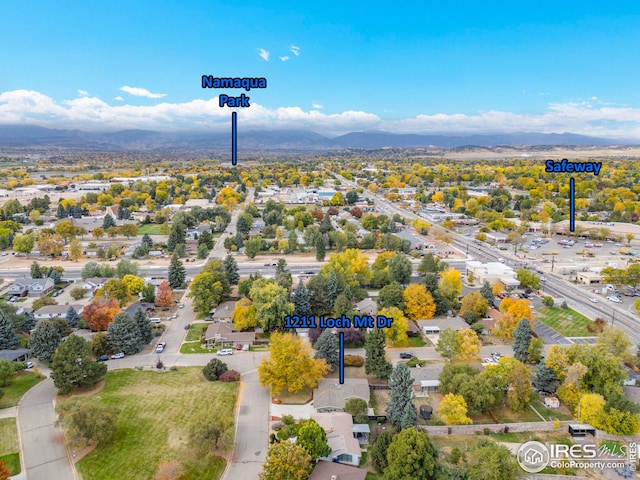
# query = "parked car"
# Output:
<box><xmin>156</xmin><ymin>342</ymin><xmax>166</xmax><ymax>353</ymax></box>
<box><xmin>607</xmin><ymin>295</ymin><xmax>623</xmax><ymax>303</ymax></box>
<box><xmin>204</xmin><ymin>317</ymin><xmax>213</xmax><ymax>322</ymax></box>
<box><xmin>399</xmin><ymin>352</ymin><xmax>415</xmax><ymax>359</ymax></box>
<box><xmin>217</xmin><ymin>348</ymin><xmax>234</xmax><ymax>356</ymax></box>
<box><xmin>96</xmin><ymin>355</ymin><xmax>108</xmax><ymax>362</ymax></box>
<box><xmin>149</xmin><ymin>317</ymin><xmax>161</xmax><ymax>323</ymax></box>
<box><xmin>184</xmin><ymin>324</ymin><xmax>191</xmax><ymax>330</ymax></box>
<box><xmin>26</xmin><ymin>361</ymin><xmax>34</xmax><ymax>368</ymax></box>
<box><xmin>178</xmin><ymin>303</ymin><xmax>185</xmax><ymax>309</ymax></box>
<box><xmin>111</xmin><ymin>352</ymin><xmax>125</xmax><ymax>359</ymax></box>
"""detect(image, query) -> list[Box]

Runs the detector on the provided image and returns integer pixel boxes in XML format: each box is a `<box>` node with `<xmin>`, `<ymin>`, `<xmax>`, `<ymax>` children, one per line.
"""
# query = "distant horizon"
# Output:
<box><xmin>2</xmin><ymin>2</ymin><xmax>640</xmax><ymax>138</ymax></box>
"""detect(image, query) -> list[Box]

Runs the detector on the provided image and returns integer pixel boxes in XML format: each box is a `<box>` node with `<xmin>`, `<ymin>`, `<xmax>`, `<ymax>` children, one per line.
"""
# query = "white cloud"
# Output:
<box><xmin>258</xmin><ymin>48</ymin><xmax>270</xmax><ymax>61</ymax></box>
<box><xmin>1</xmin><ymin>89</ymin><xmax>640</xmax><ymax>140</ymax></box>
<box><xmin>119</xmin><ymin>86</ymin><xmax>166</xmax><ymax>99</ymax></box>
<box><xmin>312</xmin><ymin>103</ymin><xmax>323</xmax><ymax>109</ymax></box>
<box><xmin>113</xmin><ymin>96</ymin><xmax>124</xmax><ymax>101</ymax></box>
<box><xmin>279</xmin><ymin>56</ymin><xmax>290</xmax><ymax>62</ymax></box>
<box><xmin>77</xmin><ymin>89</ymin><xmax>90</xmax><ymax>97</ymax></box>
<box><xmin>290</xmin><ymin>45</ymin><xmax>300</xmax><ymax>56</ymax></box>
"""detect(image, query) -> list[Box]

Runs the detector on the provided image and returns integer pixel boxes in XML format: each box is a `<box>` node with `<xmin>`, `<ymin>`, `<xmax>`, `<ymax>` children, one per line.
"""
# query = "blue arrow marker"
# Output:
<box><xmin>569</xmin><ymin>177</ymin><xmax>575</xmax><ymax>232</ymax></box>
<box><xmin>339</xmin><ymin>332</ymin><xmax>345</xmax><ymax>384</ymax></box>
<box><xmin>231</xmin><ymin>111</ymin><xmax>237</xmax><ymax>165</ymax></box>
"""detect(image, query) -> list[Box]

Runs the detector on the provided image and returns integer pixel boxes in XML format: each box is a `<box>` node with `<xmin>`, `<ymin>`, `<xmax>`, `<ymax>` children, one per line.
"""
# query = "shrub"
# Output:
<box><xmin>219</xmin><ymin>370</ymin><xmax>240</xmax><ymax>382</ymax></box>
<box><xmin>202</xmin><ymin>358</ymin><xmax>228</xmax><ymax>381</ymax></box>
<box><xmin>541</xmin><ymin>296</ymin><xmax>554</xmax><ymax>307</ymax></box>
<box><xmin>406</xmin><ymin>357</ymin><xmax>427</xmax><ymax>367</ymax></box>
<box><xmin>282</xmin><ymin>414</ymin><xmax>295</xmax><ymax>426</ymax></box>
<box><xmin>344</xmin><ymin>355</ymin><xmax>364</xmax><ymax>367</ymax></box>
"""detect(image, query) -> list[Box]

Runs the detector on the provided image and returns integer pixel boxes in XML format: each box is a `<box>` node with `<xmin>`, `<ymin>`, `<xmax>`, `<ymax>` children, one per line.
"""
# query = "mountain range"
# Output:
<box><xmin>0</xmin><ymin>125</ymin><xmax>633</xmax><ymax>152</ymax></box>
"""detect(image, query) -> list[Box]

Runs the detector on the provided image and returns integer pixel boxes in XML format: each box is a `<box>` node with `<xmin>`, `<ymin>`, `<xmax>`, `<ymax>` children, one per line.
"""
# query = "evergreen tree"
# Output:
<box><xmin>370</xmin><ymin>429</ymin><xmax>395</xmax><ymax>473</ymax></box>
<box><xmin>102</xmin><ymin>213</ymin><xmax>116</xmax><ymax>230</ymax></box>
<box><xmin>66</xmin><ymin>306</ymin><xmax>80</xmax><ymax>328</ymax></box>
<box><xmin>313</xmin><ymin>329</ymin><xmax>340</xmax><ymax>371</ymax></box>
<box><xmin>51</xmin><ymin>334</ymin><xmax>107</xmax><ymax>395</ymax></box>
<box><xmin>401</xmin><ymin>401</ymin><xmax>417</xmax><ymax>429</ymax></box>
<box><xmin>168</xmin><ymin>252</ymin><xmax>186</xmax><ymax>289</ymax></box>
<box><xmin>287</xmin><ymin>229</ymin><xmax>298</xmax><ymax>252</ymax></box>
<box><xmin>386</xmin><ymin>362</ymin><xmax>415</xmax><ymax>430</ymax></box>
<box><xmin>0</xmin><ymin>314</ymin><xmax>20</xmax><ymax>349</ymax></box>
<box><xmin>512</xmin><ymin>318</ymin><xmax>532</xmax><ymax>362</ymax></box>
<box><xmin>385</xmin><ymin>428</ymin><xmax>438</xmax><ymax>480</ymax></box>
<box><xmin>315</xmin><ymin>235</ymin><xmax>325</xmax><ymax>261</ymax></box>
<box><xmin>107</xmin><ymin>312</ymin><xmax>143</xmax><ymax>355</ymax></box>
<box><xmin>134</xmin><ymin>308</ymin><xmax>154</xmax><ymax>346</ymax></box>
<box><xmin>326</xmin><ymin>272</ymin><xmax>339</xmax><ymax>310</ymax></box>
<box><xmin>364</xmin><ymin>327</ymin><xmax>392</xmax><ymax>380</ymax></box>
<box><xmin>141</xmin><ymin>233</ymin><xmax>153</xmax><ymax>252</ymax></box>
<box><xmin>167</xmin><ymin>223</ymin><xmax>186</xmax><ymax>252</ymax></box>
<box><xmin>198</xmin><ymin>230</ymin><xmax>214</xmax><ymax>250</ymax></box>
<box><xmin>235</xmin><ymin>231</ymin><xmax>244</xmax><ymax>249</ymax></box>
<box><xmin>21</xmin><ymin>311</ymin><xmax>36</xmax><ymax>332</ymax></box>
<box><xmin>307</xmin><ymin>274</ymin><xmax>330</xmax><ymax>315</ymax></box>
<box><xmin>275</xmin><ymin>259</ymin><xmax>292</xmax><ymax>291</ymax></box>
<box><xmin>223</xmin><ymin>255</ymin><xmax>240</xmax><ymax>285</ymax></box>
<box><xmin>293</xmin><ymin>280</ymin><xmax>312</xmax><ymax>316</ymax></box>
<box><xmin>56</xmin><ymin>203</ymin><xmax>66</xmax><ymax>219</ymax></box>
<box><xmin>480</xmin><ymin>281</ymin><xmax>495</xmax><ymax>306</ymax></box>
<box><xmin>140</xmin><ymin>283</ymin><xmax>155</xmax><ymax>303</ymax></box>
<box><xmin>320</xmin><ymin>214</ymin><xmax>333</xmax><ymax>233</ymax></box>
<box><xmin>28</xmin><ymin>319</ymin><xmax>63</xmax><ymax>362</ymax></box>
<box><xmin>31</xmin><ymin>261</ymin><xmax>43</xmax><ymax>279</ymax></box>
<box><xmin>534</xmin><ymin>363</ymin><xmax>560</xmax><ymax>393</ymax></box>
<box><xmin>47</xmin><ymin>268</ymin><xmax>62</xmax><ymax>283</ymax></box>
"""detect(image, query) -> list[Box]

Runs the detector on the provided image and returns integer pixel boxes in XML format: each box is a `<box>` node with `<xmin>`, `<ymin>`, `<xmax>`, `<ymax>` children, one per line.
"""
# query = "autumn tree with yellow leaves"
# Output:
<box><xmin>403</xmin><ymin>284</ymin><xmax>436</xmax><ymax>320</ymax></box>
<box><xmin>258</xmin><ymin>332</ymin><xmax>330</xmax><ymax>396</ymax></box>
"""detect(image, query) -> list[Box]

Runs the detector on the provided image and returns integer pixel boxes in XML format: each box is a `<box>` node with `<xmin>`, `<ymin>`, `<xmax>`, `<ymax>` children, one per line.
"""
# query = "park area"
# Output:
<box><xmin>535</xmin><ymin>306</ymin><xmax>594</xmax><ymax>337</ymax></box>
<box><xmin>58</xmin><ymin>367</ymin><xmax>238</xmax><ymax>480</ymax></box>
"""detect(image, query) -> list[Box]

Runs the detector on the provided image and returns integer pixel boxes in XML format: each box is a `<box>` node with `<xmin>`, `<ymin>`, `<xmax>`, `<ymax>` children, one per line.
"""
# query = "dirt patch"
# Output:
<box><xmin>56</xmin><ymin>380</ymin><xmax>106</xmax><ymax>401</ymax></box>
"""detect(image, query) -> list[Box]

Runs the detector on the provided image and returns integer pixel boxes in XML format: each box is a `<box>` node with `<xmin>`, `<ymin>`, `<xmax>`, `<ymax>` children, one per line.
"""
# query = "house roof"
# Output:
<box><xmin>313</xmin><ymin>378</ymin><xmax>369</xmax><ymax>411</ymax></box>
<box><xmin>0</xmin><ymin>349</ymin><xmax>30</xmax><ymax>361</ymax></box>
<box><xmin>409</xmin><ymin>365</ymin><xmax>444</xmax><ymax>387</ymax></box>
<box><xmin>417</xmin><ymin>316</ymin><xmax>469</xmax><ymax>332</ymax></box>
<box><xmin>34</xmin><ymin>305</ymin><xmax>82</xmax><ymax>316</ymax></box>
<box><xmin>212</xmin><ymin>301</ymin><xmax>237</xmax><ymax>319</ymax></box>
<box><xmin>355</xmin><ymin>298</ymin><xmax>377</xmax><ymax>315</ymax></box>
<box><xmin>84</xmin><ymin>277</ymin><xmax>110</xmax><ymax>286</ymax></box>
<box><xmin>204</xmin><ymin>322</ymin><xmax>255</xmax><ymax>343</ymax></box>
<box><xmin>308</xmin><ymin>460</ymin><xmax>368</xmax><ymax>480</ymax></box>
<box><xmin>311</xmin><ymin>412</ymin><xmax>362</xmax><ymax>460</ymax></box>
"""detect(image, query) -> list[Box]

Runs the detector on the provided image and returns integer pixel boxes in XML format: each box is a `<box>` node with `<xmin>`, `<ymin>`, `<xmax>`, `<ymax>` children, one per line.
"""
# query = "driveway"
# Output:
<box><xmin>222</xmin><ymin>370</ymin><xmax>270</xmax><ymax>480</ymax></box>
<box><xmin>18</xmin><ymin>377</ymin><xmax>76</xmax><ymax>480</ymax></box>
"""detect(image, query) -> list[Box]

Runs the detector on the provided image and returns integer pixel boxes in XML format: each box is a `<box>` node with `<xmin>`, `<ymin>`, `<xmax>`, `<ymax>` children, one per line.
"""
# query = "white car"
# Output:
<box><xmin>178</xmin><ymin>303</ymin><xmax>185</xmax><ymax>309</ymax></box>
<box><xmin>607</xmin><ymin>296</ymin><xmax>623</xmax><ymax>303</ymax></box>
<box><xmin>498</xmin><ymin>258</ymin><xmax>505</xmax><ymax>263</ymax></box>
<box><xmin>217</xmin><ymin>348</ymin><xmax>234</xmax><ymax>356</ymax></box>
<box><xmin>111</xmin><ymin>352</ymin><xmax>125</xmax><ymax>359</ymax></box>
<box><xmin>156</xmin><ymin>342</ymin><xmax>166</xmax><ymax>353</ymax></box>
<box><xmin>589</xmin><ymin>297</ymin><xmax>598</xmax><ymax>303</ymax></box>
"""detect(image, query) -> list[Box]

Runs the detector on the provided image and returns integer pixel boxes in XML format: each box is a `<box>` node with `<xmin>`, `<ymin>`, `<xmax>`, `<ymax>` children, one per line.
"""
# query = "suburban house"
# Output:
<box><xmin>313</xmin><ymin>378</ymin><xmax>369</xmax><ymax>413</ymax></box>
<box><xmin>311</xmin><ymin>412</ymin><xmax>362</xmax><ymax>466</ymax></box>
<box><xmin>0</xmin><ymin>349</ymin><xmax>30</xmax><ymax>362</ymax></box>
<box><xmin>34</xmin><ymin>304</ymin><xmax>83</xmax><ymax>320</ymax></box>
<box><xmin>417</xmin><ymin>316</ymin><xmax>469</xmax><ymax>335</ymax></box>
<box><xmin>482</xmin><ymin>308</ymin><xmax>501</xmax><ymax>334</ymax></box>
<box><xmin>410</xmin><ymin>364</ymin><xmax>445</xmax><ymax>394</ymax></box>
<box><xmin>211</xmin><ymin>301</ymin><xmax>237</xmax><ymax>322</ymax></box>
<box><xmin>82</xmin><ymin>277</ymin><xmax>110</xmax><ymax>291</ymax></box>
<box><xmin>204</xmin><ymin>322</ymin><xmax>255</xmax><ymax>349</ymax></box>
<box><xmin>355</xmin><ymin>298</ymin><xmax>377</xmax><ymax>316</ymax></box>
<box><xmin>308</xmin><ymin>460</ymin><xmax>367</xmax><ymax>480</ymax></box>
<box><xmin>8</xmin><ymin>277</ymin><xmax>55</xmax><ymax>298</ymax></box>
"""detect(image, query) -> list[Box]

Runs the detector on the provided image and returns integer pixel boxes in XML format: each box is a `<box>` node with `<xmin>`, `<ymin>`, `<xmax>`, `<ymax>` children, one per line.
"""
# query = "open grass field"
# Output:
<box><xmin>535</xmin><ymin>306</ymin><xmax>594</xmax><ymax>337</ymax></box>
<box><xmin>0</xmin><ymin>418</ymin><xmax>20</xmax><ymax>476</ymax></box>
<box><xmin>137</xmin><ymin>224</ymin><xmax>165</xmax><ymax>235</ymax></box>
<box><xmin>0</xmin><ymin>371</ymin><xmax>45</xmax><ymax>409</ymax></box>
<box><xmin>180</xmin><ymin>341</ymin><xmax>218</xmax><ymax>354</ymax></box>
<box><xmin>60</xmin><ymin>368</ymin><xmax>238</xmax><ymax>480</ymax></box>
<box><xmin>185</xmin><ymin>323</ymin><xmax>208</xmax><ymax>342</ymax></box>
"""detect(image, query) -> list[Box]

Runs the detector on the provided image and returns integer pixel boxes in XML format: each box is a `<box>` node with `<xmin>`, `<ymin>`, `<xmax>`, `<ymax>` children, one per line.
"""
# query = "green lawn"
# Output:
<box><xmin>137</xmin><ymin>224</ymin><xmax>164</xmax><ymax>235</ymax></box>
<box><xmin>535</xmin><ymin>306</ymin><xmax>594</xmax><ymax>337</ymax></box>
<box><xmin>185</xmin><ymin>323</ymin><xmax>209</xmax><ymax>342</ymax></box>
<box><xmin>180</xmin><ymin>341</ymin><xmax>217</xmax><ymax>354</ymax></box>
<box><xmin>408</xmin><ymin>336</ymin><xmax>427</xmax><ymax>347</ymax></box>
<box><xmin>0</xmin><ymin>418</ymin><xmax>20</xmax><ymax>476</ymax></box>
<box><xmin>0</xmin><ymin>371</ymin><xmax>45</xmax><ymax>409</ymax></box>
<box><xmin>60</xmin><ymin>368</ymin><xmax>238</xmax><ymax>480</ymax></box>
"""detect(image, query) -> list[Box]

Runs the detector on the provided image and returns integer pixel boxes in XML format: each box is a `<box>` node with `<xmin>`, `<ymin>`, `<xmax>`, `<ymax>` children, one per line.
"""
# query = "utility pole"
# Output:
<box><xmin>612</xmin><ymin>308</ymin><xmax>616</xmax><ymax>327</ymax></box>
<box><xmin>551</xmin><ymin>255</ymin><xmax>555</xmax><ymax>273</ymax></box>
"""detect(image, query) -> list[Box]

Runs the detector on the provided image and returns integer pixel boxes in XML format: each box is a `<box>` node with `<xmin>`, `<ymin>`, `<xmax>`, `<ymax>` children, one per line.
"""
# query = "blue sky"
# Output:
<box><xmin>2</xmin><ymin>1</ymin><xmax>640</xmax><ymax>137</ymax></box>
